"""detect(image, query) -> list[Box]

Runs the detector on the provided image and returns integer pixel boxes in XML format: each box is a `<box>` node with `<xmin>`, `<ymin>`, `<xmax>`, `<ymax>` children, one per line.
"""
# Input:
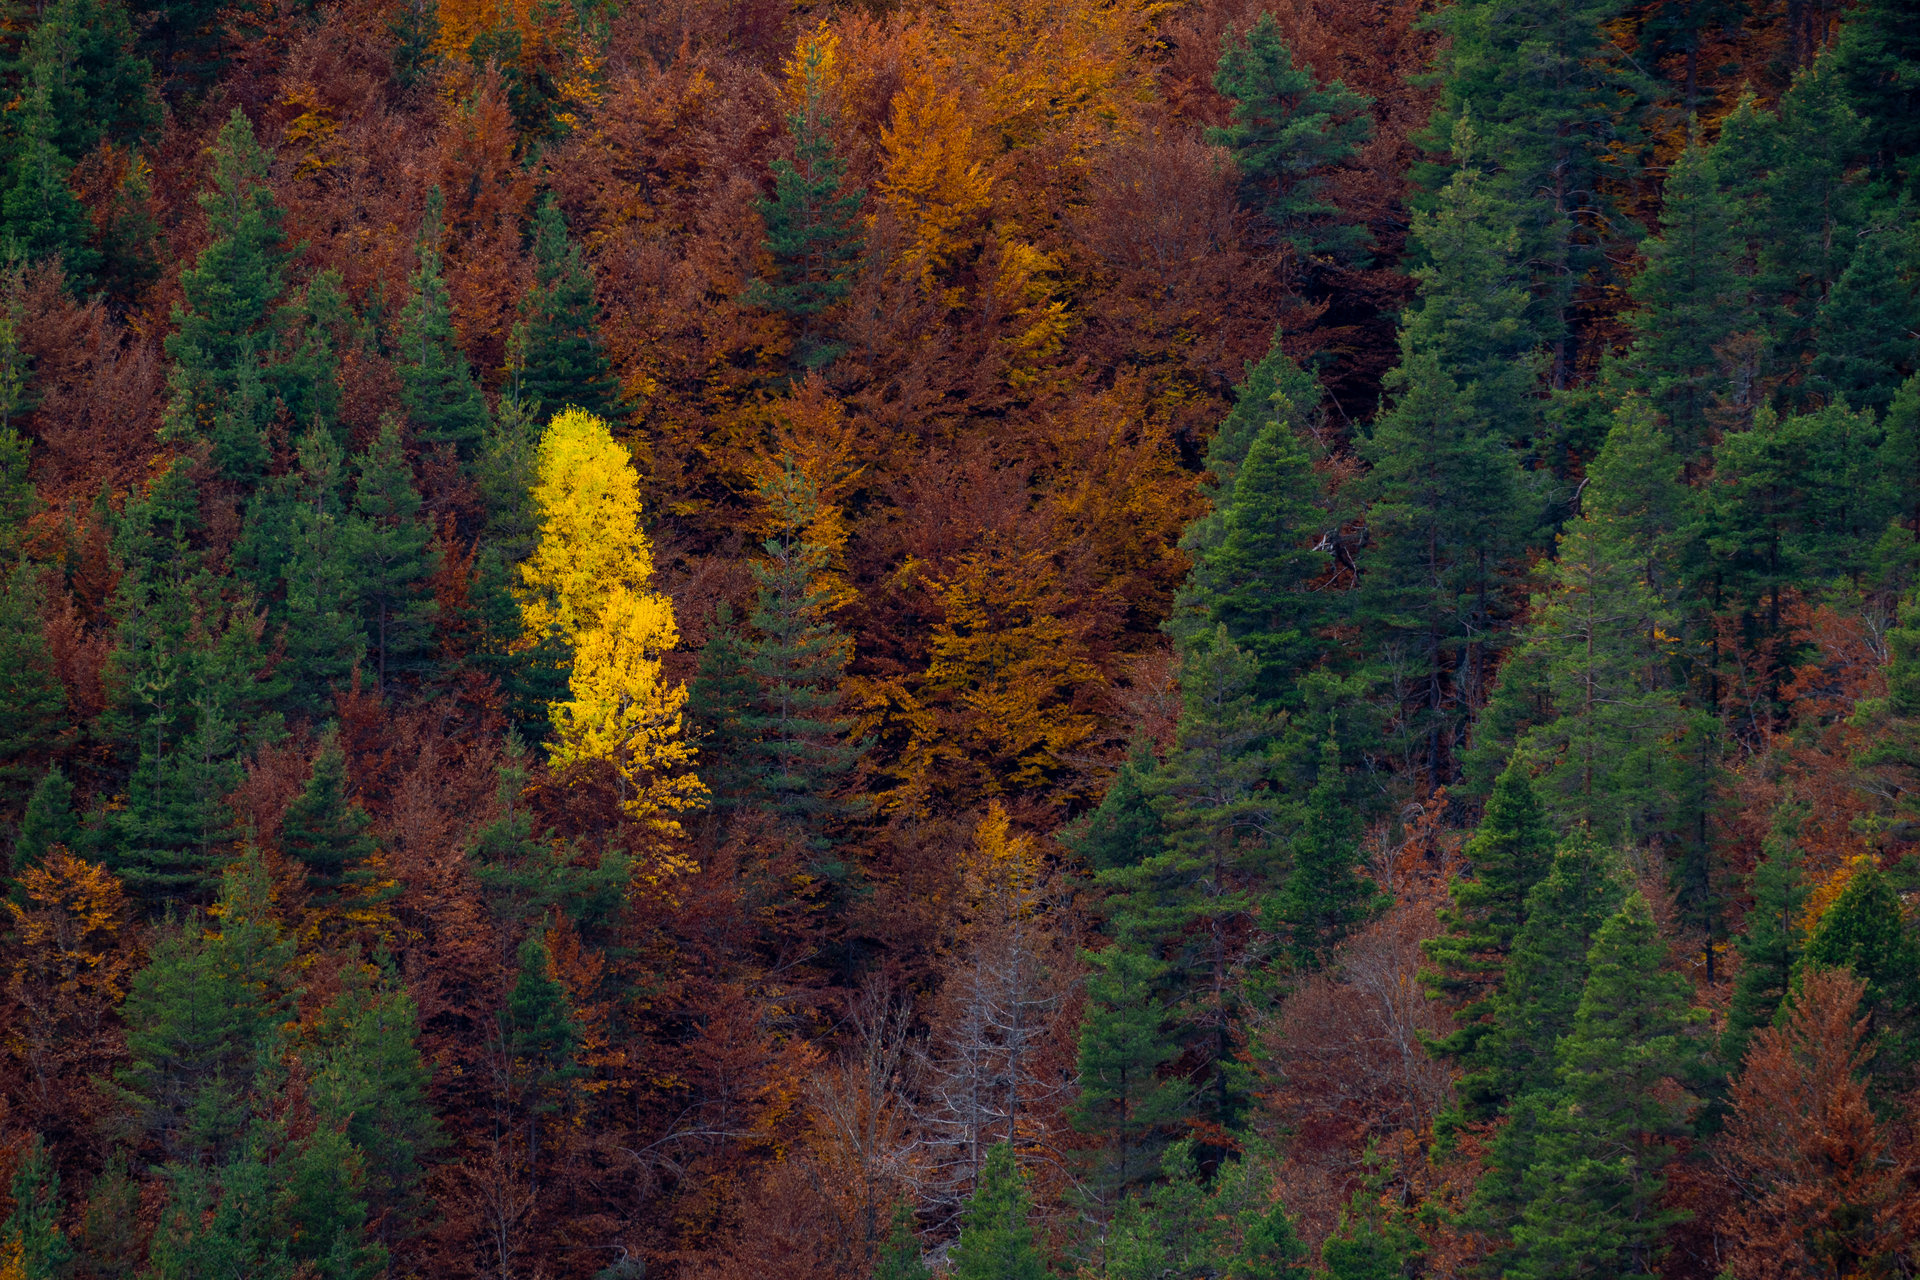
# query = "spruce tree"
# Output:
<box><xmin>345</xmin><ymin>419</ymin><xmax>438</xmax><ymax>694</ymax></box>
<box><xmin>1831</xmin><ymin>0</ymin><xmax>1920</xmax><ymax>195</ymax></box>
<box><xmin>950</xmin><ymin>1143</ymin><xmax>1048</xmax><ymax>1280</ymax></box>
<box><xmin>511</xmin><ymin>194</ymin><xmax>621</xmax><ymax>421</ymax></box>
<box><xmin>2</xmin><ymin>1134</ymin><xmax>74</xmax><ymax>1280</ymax></box>
<box><xmin>1503</xmin><ymin>895</ymin><xmax>1704</xmax><ymax>1280</ymax></box>
<box><xmin>1722</xmin><ymin>801</ymin><xmax>1810</xmax><ymax>1067</ymax></box>
<box><xmin>1421</xmin><ymin>0</ymin><xmax>1656</xmax><ymax>383</ymax></box>
<box><xmin>12</xmin><ymin>767</ymin><xmax>79</xmax><ymax>879</ymax></box>
<box><xmin>20</xmin><ymin>0</ymin><xmax>161</xmax><ymax>160</ymax></box>
<box><xmin>1278</xmin><ymin>723</ymin><xmax>1378</xmax><ymax>970</ymax></box>
<box><xmin>746</xmin><ymin>33</ymin><xmax>864</xmax><ymax>369</ymax></box>
<box><xmin>2</xmin><ymin>78</ymin><xmax>101</xmax><ymax>284</ymax></box>
<box><xmin>0</xmin><ymin>566</ymin><xmax>68</xmax><ymax>821</ymax></box>
<box><xmin>1800</xmin><ymin>867</ymin><xmax>1920</xmax><ymax>1082</ymax></box>
<box><xmin>1069</xmin><ymin>740</ymin><xmax>1167</xmax><ymax>874</ymax></box>
<box><xmin>1423</xmin><ymin>760</ymin><xmax>1556</xmax><ymax>1078</ymax></box>
<box><xmin>1811</xmin><ymin>219</ymin><xmax>1920</xmax><ymax>416</ymax></box>
<box><xmin>502</xmin><ymin>933</ymin><xmax>581</xmax><ymax>1178</ymax></box>
<box><xmin>281</xmin><ymin>726</ymin><xmax>375</xmax><ymax>897</ymax></box>
<box><xmin>275</xmin><ymin>426</ymin><xmax>368</xmax><ymax>713</ymax></box>
<box><xmin>1854</xmin><ymin>590</ymin><xmax>1920</xmax><ymax>827</ymax></box>
<box><xmin>1102</xmin><ymin>1141</ymin><xmax>1308</xmax><ymax>1279</ymax></box>
<box><xmin>874</xmin><ymin>1204</ymin><xmax>931</xmax><ymax>1280</ymax></box>
<box><xmin>1626</xmin><ymin>134</ymin><xmax>1744</xmax><ymax>458</ymax></box>
<box><xmin>1071</xmin><ymin>939</ymin><xmax>1182</xmax><ymax>1194</ymax></box>
<box><xmin>1208</xmin><ymin>13</ymin><xmax>1373</xmax><ymax>263</ymax></box>
<box><xmin>395</xmin><ymin>187</ymin><xmax>489</xmax><ymax>458</ymax></box>
<box><xmin>1460</xmin><ymin>834</ymin><xmax>1623</xmax><ymax>1120</ymax></box>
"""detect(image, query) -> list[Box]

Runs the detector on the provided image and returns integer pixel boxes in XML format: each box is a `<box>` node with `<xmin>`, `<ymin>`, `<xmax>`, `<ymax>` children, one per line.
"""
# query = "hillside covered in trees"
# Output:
<box><xmin>1</xmin><ymin>0</ymin><xmax>1919</xmax><ymax>1274</ymax></box>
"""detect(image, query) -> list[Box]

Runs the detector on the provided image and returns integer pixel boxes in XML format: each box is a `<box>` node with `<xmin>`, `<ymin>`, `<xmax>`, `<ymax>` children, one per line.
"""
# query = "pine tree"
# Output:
<box><xmin>162</xmin><ymin>110</ymin><xmax>295</xmax><ymax>469</ymax></box>
<box><xmin>950</xmin><ymin>1143</ymin><xmax>1048</xmax><ymax>1280</ymax></box>
<box><xmin>1423</xmin><ymin>760</ymin><xmax>1556</xmax><ymax>1079</ymax></box>
<box><xmin>1102</xmin><ymin>1141</ymin><xmax>1308</xmax><ymax>1280</ymax></box>
<box><xmin>395</xmin><ymin>187</ymin><xmax>489</xmax><ymax>458</ymax></box>
<box><xmin>280</xmin><ymin>726</ymin><xmax>374</xmax><ymax>897</ymax></box>
<box><xmin>2</xmin><ymin>78</ymin><xmax>101</xmax><ymax>284</ymax></box>
<box><xmin>1421</xmin><ymin>0</ymin><xmax>1656</xmax><ymax>383</ymax></box>
<box><xmin>1811</xmin><ymin>218</ymin><xmax>1920</xmax><ymax>415</ymax></box>
<box><xmin>1071</xmin><ymin>938</ymin><xmax>1182</xmax><ymax>1194</ymax></box>
<box><xmin>20</xmin><ymin>0</ymin><xmax>160</xmax><ymax>160</ymax></box>
<box><xmin>1830</xmin><ymin>0</ymin><xmax>1920</xmax><ymax>195</ymax></box>
<box><xmin>731</xmin><ymin>463</ymin><xmax>858</xmax><ymax>836</ymax></box>
<box><xmin>12</xmin><ymin>767</ymin><xmax>78</xmax><ymax>879</ymax></box>
<box><xmin>1278</xmin><ymin>723</ymin><xmax>1378</xmax><ymax>970</ymax></box>
<box><xmin>1068</xmin><ymin>739</ymin><xmax>1167</xmax><ymax>875</ymax></box>
<box><xmin>1207</xmin><ymin>13</ymin><xmax>1373</xmax><ymax>264</ymax></box>
<box><xmin>1</xmin><ymin>1134</ymin><xmax>74</xmax><ymax>1280</ymax></box>
<box><xmin>0</xmin><ymin>566</ymin><xmax>68</xmax><ymax>822</ymax></box>
<box><xmin>1800</xmin><ymin>867</ymin><xmax>1920</xmax><ymax>1082</ymax></box>
<box><xmin>345</xmin><ymin>419</ymin><xmax>438</xmax><ymax>694</ymax></box>
<box><xmin>1626</xmin><ymin>134</ymin><xmax>1745</xmax><ymax>458</ymax></box>
<box><xmin>510</xmin><ymin>194</ymin><xmax>621</xmax><ymax>422</ymax></box>
<box><xmin>1723</xmin><ymin>801</ymin><xmax>1811</xmax><ymax>1067</ymax></box>
<box><xmin>1460</xmin><ymin>834</ymin><xmax>1623</xmax><ymax>1120</ymax></box>
<box><xmin>746</xmin><ymin>27</ymin><xmax>865</xmax><ymax>369</ymax></box>
<box><xmin>502</xmin><ymin>933</ymin><xmax>581</xmax><ymax>1182</ymax></box>
<box><xmin>874</xmin><ymin>1203</ymin><xmax>931</xmax><ymax>1280</ymax></box>
<box><xmin>1503</xmin><ymin>895</ymin><xmax>1704</xmax><ymax>1280</ymax></box>
<box><xmin>274</xmin><ymin>426</ymin><xmax>368</xmax><ymax>713</ymax></box>
<box><xmin>1322</xmin><ymin>1147</ymin><xmax>1421</xmax><ymax>1280</ymax></box>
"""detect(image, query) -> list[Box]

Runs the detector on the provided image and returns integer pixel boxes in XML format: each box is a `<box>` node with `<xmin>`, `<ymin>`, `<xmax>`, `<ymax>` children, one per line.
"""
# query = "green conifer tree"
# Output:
<box><xmin>1207</xmin><ymin>13</ymin><xmax>1373</xmax><ymax>264</ymax></box>
<box><xmin>1503</xmin><ymin>895</ymin><xmax>1704</xmax><ymax>1280</ymax></box>
<box><xmin>1</xmin><ymin>1134</ymin><xmax>74</xmax><ymax>1280</ymax></box>
<box><xmin>1722</xmin><ymin>800</ymin><xmax>1811</xmax><ymax>1067</ymax></box>
<box><xmin>1102</xmin><ymin>1141</ymin><xmax>1308</xmax><ymax>1280</ymax></box>
<box><xmin>276</xmin><ymin>427</ymin><xmax>368</xmax><ymax>713</ymax></box>
<box><xmin>0</xmin><ymin>566</ymin><xmax>68</xmax><ymax>824</ymax></box>
<box><xmin>1831</xmin><ymin>0</ymin><xmax>1920</xmax><ymax>194</ymax></box>
<box><xmin>746</xmin><ymin>35</ymin><xmax>865</xmax><ymax>369</ymax></box>
<box><xmin>950</xmin><ymin>1143</ymin><xmax>1048</xmax><ymax>1280</ymax></box>
<box><xmin>1278</xmin><ymin>723</ymin><xmax>1379</xmax><ymax>970</ymax></box>
<box><xmin>874</xmin><ymin>1203</ymin><xmax>931</xmax><ymax>1280</ymax></box>
<box><xmin>1322</xmin><ymin>1146</ymin><xmax>1421</xmax><ymax>1280</ymax></box>
<box><xmin>1423</xmin><ymin>760</ymin><xmax>1556</xmax><ymax>1079</ymax></box>
<box><xmin>12</xmin><ymin>766</ymin><xmax>78</xmax><ymax>879</ymax></box>
<box><xmin>1460</xmin><ymin>834</ymin><xmax>1623</xmax><ymax>1120</ymax></box>
<box><xmin>1071</xmin><ymin>939</ymin><xmax>1182</xmax><ymax>1194</ymax></box>
<box><xmin>345</xmin><ymin>419</ymin><xmax>439</xmax><ymax>694</ymax></box>
<box><xmin>510</xmin><ymin>194</ymin><xmax>621</xmax><ymax>421</ymax></box>
<box><xmin>20</xmin><ymin>0</ymin><xmax>160</xmax><ymax>160</ymax></box>
<box><xmin>281</xmin><ymin>726</ymin><xmax>375</xmax><ymax>897</ymax></box>
<box><xmin>1068</xmin><ymin>740</ymin><xmax>1167</xmax><ymax>874</ymax></box>
<box><xmin>1626</xmin><ymin>134</ymin><xmax>1745</xmax><ymax>458</ymax></box>
<box><xmin>1800</xmin><ymin>867</ymin><xmax>1920</xmax><ymax>1082</ymax></box>
<box><xmin>1811</xmin><ymin>219</ymin><xmax>1920</xmax><ymax>415</ymax></box>
<box><xmin>2</xmin><ymin>78</ymin><xmax>101</xmax><ymax>284</ymax></box>
<box><xmin>503</xmin><ymin>933</ymin><xmax>581</xmax><ymax>1180</ymax></box>
<box><xmin>395</xmin><ymin>188</ymin><xmax>489</xmax><ymax>458</ymax></box>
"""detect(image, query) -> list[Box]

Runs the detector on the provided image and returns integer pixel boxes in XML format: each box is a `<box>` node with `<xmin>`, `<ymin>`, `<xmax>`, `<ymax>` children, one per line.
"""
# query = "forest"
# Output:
<box><xmin>0</xmin><ymin>0</ymin><xmax>1917</xmax><ymax>1273</ymax></box>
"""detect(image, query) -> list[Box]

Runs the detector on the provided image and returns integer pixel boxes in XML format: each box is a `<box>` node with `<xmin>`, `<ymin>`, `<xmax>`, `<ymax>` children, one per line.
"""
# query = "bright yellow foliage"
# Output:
<box><xmin>964</xmin><ymin>802</ymin><xmax>1046</xmax><ymax>923</ymax></box>
<box><xmin>5</xmin><ymin>847</ymin><xmax>135</xmax><ymax>1015</ymax></box>
<box><xmin>879</xmin><ymin>60</ymin><xmax>994</xmax><ymax>289</ymax></box>
<box><xmin>519</xmin><ymin>409</ymin><xmax>700</xmax><ymax>826</ymax></box>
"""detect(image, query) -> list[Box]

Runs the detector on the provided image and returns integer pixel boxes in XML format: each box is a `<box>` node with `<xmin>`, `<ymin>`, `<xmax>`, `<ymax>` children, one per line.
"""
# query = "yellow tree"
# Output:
<box><xmin>518</xmin><ymin>408</ymin><xmax>701</xmax><ymax>827</ymax></box>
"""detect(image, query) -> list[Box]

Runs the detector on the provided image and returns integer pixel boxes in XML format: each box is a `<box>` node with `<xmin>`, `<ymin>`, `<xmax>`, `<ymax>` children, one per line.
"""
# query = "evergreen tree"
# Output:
<box><xmin>1423</xmin><ymin>759</ymin><xmax>1556</xmax><ymax>1079</ymax></box>
<box><xmin>729</xmin><ymin>464</ymin><xmax>858</xmax><ymax>836</ymax></box>
<box><xmin>1</xmin><ymin>1134</ymin><xmax>74</xmax><ymax>1280</ymax></box>
<box><xmin>1626</xmin><ymin>134</ymin><xmax>1745</xmax><ymax>458</ymax></box>
<box><xmin>395</xmin><ymin>188</ymin><xmax>488</xmax><ymax>457</ymax></box>
<box><xmin>1723</xmin><ymin>801</ymin><xmax>1810</xmax><ymax>1067</ymax></box>
<box><xmin>1830</xmin><ymin>0</ymin><xmax>1920</xmax><ymax>195</ymax></box>
<box><xmin>1207</xmin><ymin>12</ymin><xmax>1373</xmax><ymax>263</ymax></box>
<box><xmin>1278</xmin><ymin>723</ymin><xmax>1379</xmax><ymax>969</ymax></box>
<box><xmin>746</xmin><ymin>30</ymin><xmax>864</xmax><ymax>368</ymax></box>
<box><xmin>874</xmin><ymin>1203</ymin><xmax>931</xmax><ymax>1280</ymax></box>
<box><xmin>1854</xmin><ymin>590</ymin><xmax>1920</xmax><ymax>829</ymax></box>
<box><xmin>12</xmin><ymin>766</ymin><xmax>78</xmax><ymax>878</ymax></box>
<box><xmin>1811</xmin><ymin>217</ymin><xmax>1920</xmax><ymax>416</ymax></box>
<box><xmin>281</xmin><ymin>726</ymin><xmax>375</xmax><ymax>897</ymax></box>
<box><xmin>1322</xmin><ymin>1147</ymin><xmax>1421</xmax><ymax>1280</ymax></box>
<box><xmin>1421</xmin><ymin>0</ymin><xmax>1656</xmax><ymax>383</ymax></box>
<box><xmin>502</xmin><ymin>933</ymin><xmax>581</xmax><ymax>1180</ymax></box>
<box><xmin>510</xmin><ymin>193</ymin><xmax>621</xmax><ymax>422</ymax></box>
<box><xmin>1461</xmin><ymin>834</ymin><xmax>1623</xmax><ymax>1120</ymax></box>
<box><xmin>0</xmin><ymin>566</ymin><xmax>68</xmax><ymax>822</ymax></box>
<box><xmin>1069</xmin><ymin>739</ymin><xmax>1167</xmax><ymax>874</ymax></box>
<box><xmin>2</xmin><ymin>78</ymin><xmax>101</xmax><ymax>284</ymax></box>
<box><xmin>950</xmin><ymin>1143</ymin><xmax>1047</xmax><ymax>1280</ymax></box>
<box><xmin>1503</xmin><ymin>895</ymin><xmax>1704</xmax><ymax>1280</ymax></box>
<box><xmin>345</xmin><ymin>419</ymin><xmax>438</xmax><ymax>693</ymax></box>
<box><xmin>20</xmin><ymin>0</ymin><xmax>161</xmax><ymax>160</ymax></box>
<box><xmin>1800</xmin><ymin>867</ymin><xmax>1920</xmax><ymax>1082</ymax></box>
<box><xmin>1102</xmin><ymin>1141</ymin><xmax>1308</xmax><ymax>1280</ymax></box>
<box><xmin>275</xmin><ymin>426</ymin><xmax>368</xmax><ymax>713</ymax></box>
<box><xmin>1071</xmin><ymin>938</ymin><xmax>1183</xmax><ymax>1194</ymax></box>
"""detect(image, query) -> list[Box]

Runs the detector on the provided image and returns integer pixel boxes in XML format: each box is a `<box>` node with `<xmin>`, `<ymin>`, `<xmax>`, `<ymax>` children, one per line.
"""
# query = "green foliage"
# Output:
<box><xmin>1069</xmin><ymin>739</ymin><xmax>1167</xmax><ymax>875</ymax></box>
<box><xmin>1277</xmin><ymin>723</ymin><xmax>1379</xmax><ymax>970</ymax></box>
<box><xmin>874</xmin><ymin>1203</ymin><xmax>931</xmax><ymax>1280</ymax></box>
<box><xmin>1811</xmin><ymin>217</ymin><xmax>1920</xmax><ymax>416</ymax></box>
<box><xmin>21</xmin><ymin>0</ymin><xmax>160</xmax><ymax>160</ymax></box>
<box><xmin>1800</xmin><ymin>866</ymin><xmax>1920</xmax><ymax>1081</ymax></box>
<box><xmin>1208</xmin><ymin>13</ymin><xmax>1373</xmax><ymax>263</ymax></box>
<box><xmin>0</xmin><ymin>566</ymin><xmax>68</xmax><ymax>823</ymax></box>
<box><xmin>395</xmin><ymin>187</ymin><xmax>489</xmax><ymax>457</ymax></box>
<box><xmin>1322</xmin><ymin>1147</ymin><xmax>1421</xmax><ymax>1280</ymax></box>
<box><xmin>502</xmin><ymin>932</ymin><xmax>582</xmax><ymax>1175</ymax></box>
<box><xmin>746</xmin><ymin>38</ymin><xmax>864</xmax><ymax>368</ymax></box>
<box><xmin>3</xmin><ymin>79</ymin><xmax>101</xmax><ymax>284</ymax></box>
<box><xmin>2</xmin><ymin>1134</ymin><xmax>74</xmax><ymax>1280</ymax></box>
<box><xmin>1070</xmin><ymin>937</ymin><xmax>1182</xmax><ymax>1194</ymax></box>
<box><xmin>511</xmin><ymin>194</ymin><xmax>621</xmax><ymax>422</ymax></box>
<box><xmin>1102</xmin><ymin>1140</ymin><xmax>1306</xmax><ymax>1280</ymax></box>
<box><xmin>1502</xmin><ymin>895</ymin><xmax>1704</xmax><ymax>1280</ymax></box>
<box><xmin>12</xmin><ymin>766</ymin><xmax>78</xmax><ymax>879</ymax></box>
<box><xmin>1423</xmin><ymin>760</ymin><xmax>1555</xmax><ymax>1079</ymax></box>
<box><xmin>345</xmin><ymin>418</ymin><xmax>439</xmax><ymax>693</ymax></box>
<box><xmin>1723</xmin><ymin>800</ymin><xmax>1810</xmax><ymax>1067</ymax></box>
<box><xmin>280</xmin><ymin>726</ymin><xmax>375</xmax><ymax>896</ymax></box>
<box><xmin>950</xmin><ymin>1143</ymin><xmax>1048</xmax><ymax>1280</ymax></box>
<box><xmin>1831</xmin><ymin>0</ymin><xmax>1920</xmax><ymax>195</ymax></box>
